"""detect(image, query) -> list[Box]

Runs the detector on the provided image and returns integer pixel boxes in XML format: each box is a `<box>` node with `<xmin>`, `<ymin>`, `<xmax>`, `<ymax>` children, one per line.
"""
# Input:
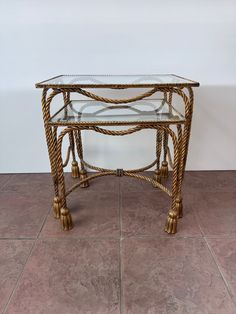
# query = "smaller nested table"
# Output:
<box><xmin>35</xmin><ymin>75</ymin><xmax>199</xmax><ymax>234</ymax></box>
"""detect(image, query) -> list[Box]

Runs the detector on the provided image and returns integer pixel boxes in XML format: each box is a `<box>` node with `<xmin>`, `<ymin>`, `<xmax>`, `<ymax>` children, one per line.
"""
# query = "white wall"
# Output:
<box><xmin>0</xmin><ymin>0</ymin><xmax>236</xmax><ymax>173</ymax></box>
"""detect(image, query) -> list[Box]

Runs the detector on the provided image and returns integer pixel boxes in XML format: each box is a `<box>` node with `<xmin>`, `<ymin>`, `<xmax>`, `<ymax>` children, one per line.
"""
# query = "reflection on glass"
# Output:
<box><xmin>50</xmin><ymin>99</ymin><xmax>185</xmax><ymax>125</ymax></box>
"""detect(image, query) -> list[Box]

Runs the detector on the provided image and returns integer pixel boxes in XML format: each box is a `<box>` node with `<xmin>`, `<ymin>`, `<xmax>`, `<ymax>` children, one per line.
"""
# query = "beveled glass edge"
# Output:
<box><xmin>35</xmin><ymin>74</ymin><xmax>200</xmax><ymax>88</ymax></box>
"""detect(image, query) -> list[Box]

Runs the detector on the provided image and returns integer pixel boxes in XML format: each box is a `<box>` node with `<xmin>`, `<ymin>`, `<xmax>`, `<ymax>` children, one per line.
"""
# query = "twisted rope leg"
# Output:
<box><xmin>170</xmin><ymin>87</ymin><xmax>193</xmax><ymax>219</ymax></box>
<box><xmin>56</xmin><ymin>130</ymin><xmax>73</xmax><ymax>231</ymax></box>
<box><xmin>161</xmin><ymin>128</ymin><xmax>169</xmax><ymax>178</ymax></box>
<box><xmin>153</xmin><ymin>129</ymin><xmax>162</xmax><ymax>185</ymax></box>
<box><xmin>160</xmin><ymin>91</ymin><xmax>173</xmax><ymax>179</ymax></box>
<box><xmin>164</xmin><ymin>127</ymin><xmax>180</xmax><ymax>234</ymax></box>
<box><xmin>74</xmin><ymin>129</ymin><xmax>89</xmax><ymax>188</ymax></box>
<box><xmin>69</xmin><ymin>131</ymin><xmax>79</xmax><ymax>178</ymax></box>
<box><xmin>41</xmin><ymin>88</ymin><xmax>62</xmax><ymax>219</ymax></box>
<box><xmin>62</xmin><ymin>92</ymin><xmax>79</xmax><ymax>178</ymax></box>
<box><xmin>175</xmin><ymin>124</ymin><xmax>184</xmax><ymax>218</ymax></box>
<box><xmin>52</xmin><ymin>126</ymin><xmax>61</xmax><ymax>219</ymax></box>
<box><xmin>183</xmin><ymin>87</ymin><xmax>194</xmax><ymax>171</ymax></box>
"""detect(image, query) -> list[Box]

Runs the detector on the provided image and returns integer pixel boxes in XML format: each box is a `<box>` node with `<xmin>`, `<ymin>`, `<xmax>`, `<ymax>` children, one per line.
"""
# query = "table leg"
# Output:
<box><xmin>161</xmin><ymin>129</ymin><xmax>169</xmax><ymax>178</ymax></box>
<box><xmin>175</xmin><ymin>124</ymin><xmax>184</xmax><ymax>218</ymax></box>
<box><xmin>183</xmin><ymin>87</ymin><xmax>194</xmax><ymax>171</ymax></box>
<box><xmin>69</xmin><ymin>131</ymin><xmax>79</xmax><ymax>178</ymax></box>
<box><xmin>167</xmin><ymin>87</ymin><xmax>194</xmax><ymax>220</ymax></box>
<box><xmin>164</xmin><ymin>126</ymin><xmax>181</xmax><ymax>234</ymax></box>
<box><xmin>62</xmin><ymin>92</ymin><xmax>80</xmax><ymax>178</ymax></box>
<box><xmin>153</xmin><ymin>129</ymin><xmax>162</xmax><ymax>184</ymax></box>
<box><xmin>160</xmin><ymin>91</ymin><xmax>173</xmax><ymax>179</ymax></box>
<box><xmin>74</xmin><ymin>129</ymin><xmax>89</xmax><ymax>188</ymax></box>
<box><xmin>41</xmin><ymin>88</ymin><xmax>62</xmax><ymax>219</ymax></box>
<box><xmin>56</xmin><ymin>129</ymin><xmax>73</xmax><ymax>231</ymax></box>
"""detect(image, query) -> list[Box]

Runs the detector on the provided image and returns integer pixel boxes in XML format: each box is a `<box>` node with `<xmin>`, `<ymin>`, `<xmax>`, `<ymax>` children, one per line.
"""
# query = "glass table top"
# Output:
<box><xmin>36</xmin><ymin>74</ymin><xmax>199</xmax><ymax>88</ymax></box>
<box><xmin>49</xmin><ymin>99</ymin><xmax>185</xmax><ymax>126</ymax></box>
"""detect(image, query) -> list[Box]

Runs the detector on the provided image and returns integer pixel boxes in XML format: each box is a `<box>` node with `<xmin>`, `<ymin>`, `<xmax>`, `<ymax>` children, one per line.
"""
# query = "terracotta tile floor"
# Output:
<box><xmin>0</xmin><ymin>171</ymin><xmax>236</xmax><ymax>313</ymax></box>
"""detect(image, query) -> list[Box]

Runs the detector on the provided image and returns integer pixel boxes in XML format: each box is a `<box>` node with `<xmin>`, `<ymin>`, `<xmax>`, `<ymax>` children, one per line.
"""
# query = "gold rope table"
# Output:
<box><xmin>36</xmin><ymin>74</ymin><xmax>199</xmax><ymax>234</ymax></box>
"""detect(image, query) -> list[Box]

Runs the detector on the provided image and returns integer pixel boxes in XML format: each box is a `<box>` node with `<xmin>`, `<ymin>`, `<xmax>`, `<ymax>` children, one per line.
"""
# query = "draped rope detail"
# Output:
<box><xmin>59</xmin><ymin>86</ymin><xmax>160</xmax><ymax>104</ymax></box>
<box><xmin>56</xmin><ymin>125</ymin><xmax>178</xmax><ymax>198</ymax></box>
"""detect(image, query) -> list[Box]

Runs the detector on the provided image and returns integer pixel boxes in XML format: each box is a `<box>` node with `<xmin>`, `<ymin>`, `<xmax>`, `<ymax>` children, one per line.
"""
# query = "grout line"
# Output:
<box><xmin>119</xmin><ymin>178</ymin><xmax>123</xmax><ymax>240</ymax></box>
<box><xmin>204</xmin><ymin>235</ymin><xmax>236</xmax><ymax>239</ymax></box>
<box><xmin>24</xmin><ymin>234</ymin><xmax>203</xmax><ymax>240</ymax></box>
<box><xmin>192</xmin><ymin>205</ymin><xmax>205</xmax><ymax>238</ymax></box>
<box><xmin>1</xmin><ymin>181</ymin><xmax>52</xmax><ymax>313</ymax></box>
<box><xmin>193</xmin><ymin>200</ymin><xmax>236</xmax><ymax>306</ymax></box>
<box><xmin>204</xmin><ymin>237</ymin><xmax>236</xmax><ymax>307</ymax></box>
<box><xmin>117</xmin><ymin>234</ymin><xmax>203</xmax><ymax>239</ymax></box>
<box><xmin>119</xmin><ymin>237</ymin><xmax>124</xmax><ymax>314</ymax></box>
<box><xmin>0</xmin><ymin>237</ymin><xmax>36</xmax><ymax>240</ymax></box>
<box><xmin>37</xmin><ymin>204</ymin><xmax>53</xmax><ymax>238</ymax></box>
<box><xmin>38</xmin><ymin>235</ymin><xmax>121</xmax><ymax>240</ymax></box>
<box><xmin>118</xmin><ymin>177</ymin><xmax>125</xmax><ymax>314</ymax></box>
<box><xmin>3</xmin><ymin>239</ymin><xmax>37</xmax><ymax>314</ymax></box>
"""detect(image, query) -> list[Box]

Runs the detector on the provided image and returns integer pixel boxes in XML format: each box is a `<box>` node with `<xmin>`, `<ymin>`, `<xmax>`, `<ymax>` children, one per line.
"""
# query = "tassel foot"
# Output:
<box><xmin>60</xmin><ymin>207</ymin><xmax>73</xmax><ymax>231</ymax></box>
<box><xmin>165</xmin><ymin>211</ymin><xmax>178</xmax><ymax>234</ymax></box>
<box><xmin>71</xmin><ymin>161</ymin><xmax>79</xmax><ymax>178</ymax></box>
<box><xmin>153</xmin><ymin>170</ymin><xmax>161</xmax><ymax>187</ymax></box>
<box><xmin>80</xmin><ymin>170</ymin><xmax>89</xmax><ymax>188</ymax></box>
<box><xmin>53</xmin><ymin>197</ymin><xmax>61</xmax><ymax>219</ymax></box>
<box><xmin>161</xmin><ymin>161</ymin><xmax>168</xmax><ymax>178</ymax></box>
<box><xmin>176</xmin><ymin>198</ymin><xmax>183</xmax><ymax>218</ymax></box>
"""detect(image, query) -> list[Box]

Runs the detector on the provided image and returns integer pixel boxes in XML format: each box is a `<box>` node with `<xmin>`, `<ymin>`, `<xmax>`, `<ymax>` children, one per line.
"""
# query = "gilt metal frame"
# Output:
<box><xmin>37</xmin><ymin>75</ymin><xmax>198</xmax><ymax>234</ymax></box>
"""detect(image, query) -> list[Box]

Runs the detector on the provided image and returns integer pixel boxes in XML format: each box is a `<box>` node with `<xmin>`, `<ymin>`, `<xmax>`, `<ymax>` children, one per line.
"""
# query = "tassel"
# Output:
<box><xmin>60</xmin><ymin>207</ymin><xmax>73</xmax><ymax>231</ymax></box>
<box><xmin>161</xmin><ymin>161</ymin><xmax>168</xmax><ymax>178</ymax></box>
<box><xmin>80</xmin><ymin>170</ymin><xmax>89</xmax><ymax>188</ymax></box>
<box><xmin>153</xmin><ymin>170</ymin><xmax>161</xmax><ymax>187</ymax></box>
<box><xmin>165</xmin><ymin>211</ymin><xmax>178</xmax><ymax>234</ymax></box>
<box><xmin>53</xmin><ymin>197</ymin><xmax>61</xmax><ymax>219</ymax></box>
<box><xmin>176</xmin><ymin>198</ymin><xmax>183</xmax><ymax>218</ymax></box>
<box><xmin>71</xmin><ymin>161</ymin><xmax>79</xmax><ymax>178</ymax></box>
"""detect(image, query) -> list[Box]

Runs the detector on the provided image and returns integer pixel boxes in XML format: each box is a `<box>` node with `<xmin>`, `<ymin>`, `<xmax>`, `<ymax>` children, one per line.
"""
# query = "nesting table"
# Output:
<box><xmin>35</xmin><ymin>75</ymin><xmax>199</xmax><ymax>234</ymax></box>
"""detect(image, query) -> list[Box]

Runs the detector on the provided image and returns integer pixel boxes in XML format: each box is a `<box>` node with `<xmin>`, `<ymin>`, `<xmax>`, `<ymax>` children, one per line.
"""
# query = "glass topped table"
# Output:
<box><xmin>49</xmin><ymin>99</ymin><xmax>185</xmax><ymax>126</ymax></box>
<box><xmin>36</xmin><ymin>74</ymin><xmax>199</xmax><ymax>88</ymax></box>
<box><xmin>36</xmin><ymin>74</ymin><xmax>199</xmax><ymax>234</ymax></box>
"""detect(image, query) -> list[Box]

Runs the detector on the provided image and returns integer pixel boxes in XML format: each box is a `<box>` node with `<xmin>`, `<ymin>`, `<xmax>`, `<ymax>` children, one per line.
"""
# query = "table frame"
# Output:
<box><xmin>39</xmin><ymin>81</ymin><xmax>196</xmax><ymax>234</ymax></box>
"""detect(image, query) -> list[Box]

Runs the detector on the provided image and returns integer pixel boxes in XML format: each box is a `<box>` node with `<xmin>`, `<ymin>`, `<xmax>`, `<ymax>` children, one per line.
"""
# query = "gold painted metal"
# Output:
<box><xmin>60</xmin><ymin>207</ymin><xmax>73</xmax><ymax>231</ymax></box>
<box><xmin>153</xmin><ymin>170</ymin><xmax>161</xmax><ymax>186</ymax></box>
<box><xmin>53</xmin><ymin>197</ymin><xmax>61</xmax><ymax>219</ymax></box>
<box><xmin>176</xmin><ymin>197</ymin><xmax>183</xmax><ymax>218</ymax></box>
<box><xmin>165</xmin><ymin>211</ymin><xmax>178</xmax><ymax>234</ymax></box>
<box><xmin>160</xmin><ymin>161</ymin><xmax>168</xmax><ymax>178</ymax></box>
<box><xmin>71</xmin><ymin>161</ymin><xmax>79</xmax><ymax>178</ymax></box>
<box><xmin>36</xmin><ymin>74</ymin><xmax>199</xmax><ymax>234</ymax></box>
<box><xmin>79</xmin><ymin>169</ymin><xmax>89</xmax><ymax>188</ymax></box>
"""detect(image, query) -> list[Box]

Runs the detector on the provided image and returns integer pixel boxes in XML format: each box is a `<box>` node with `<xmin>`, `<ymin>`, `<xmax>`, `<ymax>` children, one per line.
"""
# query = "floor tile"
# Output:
<box><xmin>120</xmin><ymin>172</ymin><xmax>172</xmax><ymax>192</ymax></box>
<box><xmin>183</xmin><ymin>171</ymin><xmax>236</xmax><ymax>193</ymax></box>
<box><xmin>207</xmin><ymin>238</ymin><xmax>236</xmax><ymax>300</ymax></box>
<box><xmin>6</xmin><ymin>239</ymin><xmax>120</xmax><ymax>314</ymax></box>
<box><xmin>2</xmin><ymin>175</ymin><xmax>53</xmax><ymax>198</ymax></box>
<box><xmin>0</xmin><ymin>190</ymin><xmax>51</xmax><ymax>238</ymax></box>
<box><xmin>6</xmin><ymin>173</ymin><xmax>119</xmax><ymax>193</ymax></box>
<box><xmin>7</xmin><ymin>173</ymin><xmax>52</xmax><ymax>187</ymax></box>
<box><xmin>65</xmin><ymin>173</ymin><xmax>120</xmax><ymax>193</ymax></box>
<box><xmin>188</xmin><ymin>191</ymin><xmax>236</xmax><ymax>237</ymax></box>
<box><xmin>40</xmin><ymin>190</ymin><xmax>120</xmax><ymax>238</ymax></box>
<box><xmin>121</xmin><ymin>237</ymin><xmax>236</xmax><ymax>314</ymax></box>
<box><xmin>0</xmin><ymin>174</ymin><xmax>12</xmax><ymax>189</ymax></box>
<box><xmin>121</xmin><ymin>190</ymin><xmax>202</xmax><ymax>237</ymax></box>
<box><xmin>0</xmin><ymin>240</ymin><xmax>33</xmax><ymax>313</ymax></box>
